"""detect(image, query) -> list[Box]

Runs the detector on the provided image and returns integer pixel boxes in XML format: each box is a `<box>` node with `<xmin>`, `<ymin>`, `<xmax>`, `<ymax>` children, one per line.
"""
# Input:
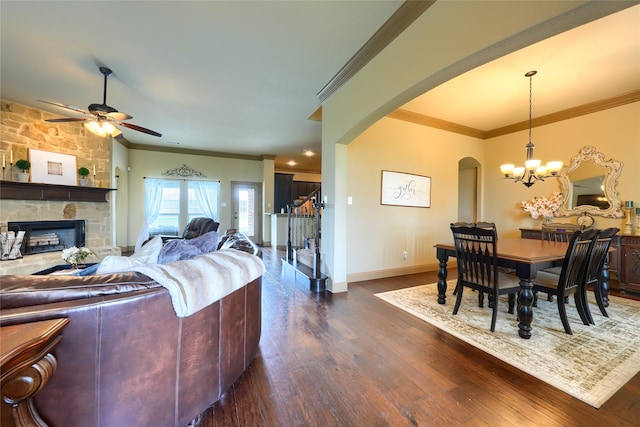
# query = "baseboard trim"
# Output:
<box><xmin>347</xmin><ymin>261</ymin><xmax>455</xmax><ymax>283</ymax></box>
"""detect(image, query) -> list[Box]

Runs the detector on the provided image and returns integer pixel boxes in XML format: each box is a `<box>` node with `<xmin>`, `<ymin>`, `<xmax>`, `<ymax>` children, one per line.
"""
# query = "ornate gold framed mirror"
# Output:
<box><xmin>555</xmin><ymin>146</ymin><xmax>624</xmax><ymax>218</ymax></box>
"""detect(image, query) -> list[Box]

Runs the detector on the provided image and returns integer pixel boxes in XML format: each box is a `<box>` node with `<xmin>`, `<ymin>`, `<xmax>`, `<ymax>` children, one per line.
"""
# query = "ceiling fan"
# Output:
<box><xmin>39</xmin><ymin>66</ymin><xmax>162</xmax><ymax>138</ymax></box>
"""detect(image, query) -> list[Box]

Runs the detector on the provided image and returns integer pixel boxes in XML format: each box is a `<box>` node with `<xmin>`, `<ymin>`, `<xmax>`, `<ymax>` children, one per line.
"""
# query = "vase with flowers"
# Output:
<box><xmin>62</xmin><ymin>246</ymin><xmax>96</xmax><ymax>269</ymax></box>
<box><xmin>521</xmin><ymin>192</ymin><xmax>563</xmax><ymax>223</ymax></box>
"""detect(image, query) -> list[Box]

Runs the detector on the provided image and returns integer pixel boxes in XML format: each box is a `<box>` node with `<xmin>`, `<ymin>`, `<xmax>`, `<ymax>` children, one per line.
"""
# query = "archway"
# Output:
<box><xmin>458</xmin><ymin>157</ymin><xmax>481</xmax><ymax>223</ymax></box>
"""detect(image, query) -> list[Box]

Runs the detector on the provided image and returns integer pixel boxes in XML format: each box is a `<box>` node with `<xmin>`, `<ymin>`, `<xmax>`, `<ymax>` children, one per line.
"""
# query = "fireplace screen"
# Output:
<box><xmin>8</xmin><ymin>220</ymin><xmax>86</xmax><ymax>255</ymax></box>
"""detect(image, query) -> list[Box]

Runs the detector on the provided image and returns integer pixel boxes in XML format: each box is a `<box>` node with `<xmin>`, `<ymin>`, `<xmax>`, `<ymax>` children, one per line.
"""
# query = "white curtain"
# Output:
<box><xmin>135</xmin><ymin>178</ymin><xmax>167</xmax><ymax>251</ymax></box>
<box><xmin>190</xmin><ymin>180</ymin><xmax>220</xmax><ymax>220</ymax></box>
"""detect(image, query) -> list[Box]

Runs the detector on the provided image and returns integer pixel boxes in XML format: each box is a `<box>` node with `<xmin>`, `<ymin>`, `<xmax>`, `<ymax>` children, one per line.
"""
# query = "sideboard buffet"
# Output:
<box><xmin>520</xmin><ymin>228</ymin><xmax>640</xmax><ymax>295</ymax></box>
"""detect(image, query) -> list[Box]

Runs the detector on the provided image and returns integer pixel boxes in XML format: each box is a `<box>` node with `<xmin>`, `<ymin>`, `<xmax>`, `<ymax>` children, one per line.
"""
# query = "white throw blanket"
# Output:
<box><xmin>131</xmin><ymin>248</ymin><xmax>266</xmax><ymax>317</ymax></box>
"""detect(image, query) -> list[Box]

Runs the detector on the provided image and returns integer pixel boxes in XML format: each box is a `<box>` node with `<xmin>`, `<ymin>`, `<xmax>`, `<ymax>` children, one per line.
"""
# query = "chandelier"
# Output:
<box><xmin>500</xmin><ymin>70</ymin><xmax>562</xmax><ymax>187</ymax></box>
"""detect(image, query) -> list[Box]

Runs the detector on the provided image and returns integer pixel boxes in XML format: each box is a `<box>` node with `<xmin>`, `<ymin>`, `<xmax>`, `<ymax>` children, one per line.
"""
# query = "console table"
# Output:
<box><xmin>1</xmin><ymin>318</ymin><xmax>69</xmax><ymax>427</ymax></box>
<box><xmin>520</xmin><ymin>228</ymin><xmax>640</xmax><ymax>295</ymax></box>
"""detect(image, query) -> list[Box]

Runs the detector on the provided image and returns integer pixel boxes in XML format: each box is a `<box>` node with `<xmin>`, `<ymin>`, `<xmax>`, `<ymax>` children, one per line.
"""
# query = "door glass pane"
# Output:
<box><xmin>238</xmin><ymin>188</ymin><xmax>255</xmax><ymax>236</ymax></box>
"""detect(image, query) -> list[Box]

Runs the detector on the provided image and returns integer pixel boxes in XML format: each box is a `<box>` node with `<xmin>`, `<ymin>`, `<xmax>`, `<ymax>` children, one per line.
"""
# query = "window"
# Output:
<box><xmin>144</xmin><ymin>178</ymin><xmax>220</xmax><ymax>238</ymax></box>
<box><xmin>149</xmin><ymin>180</ymin><xmax>180</xmax><ymax>236</ymax></box>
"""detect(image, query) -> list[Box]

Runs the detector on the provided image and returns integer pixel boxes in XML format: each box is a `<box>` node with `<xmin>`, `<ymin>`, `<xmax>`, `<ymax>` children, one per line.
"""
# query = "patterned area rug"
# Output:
<box><xmin>375</xmin><ymin>281</ymin><xmax>640</xmax><ymax>408</ymax></box>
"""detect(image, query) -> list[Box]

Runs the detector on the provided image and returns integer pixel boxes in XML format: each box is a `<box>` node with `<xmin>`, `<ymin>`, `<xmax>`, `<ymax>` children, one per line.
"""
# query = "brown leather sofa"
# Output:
<box><xmin>0</xmin><ymin>236</ymin><xmax>262</xmax><ymax>427</ymax></box>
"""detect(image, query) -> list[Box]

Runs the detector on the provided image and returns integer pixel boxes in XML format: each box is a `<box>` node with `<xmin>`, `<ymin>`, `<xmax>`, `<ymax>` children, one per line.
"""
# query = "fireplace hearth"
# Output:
<box><xmin>8</xmin><ymin>220</ymin><xmax>86</xmax><ymax>255</ymax></box>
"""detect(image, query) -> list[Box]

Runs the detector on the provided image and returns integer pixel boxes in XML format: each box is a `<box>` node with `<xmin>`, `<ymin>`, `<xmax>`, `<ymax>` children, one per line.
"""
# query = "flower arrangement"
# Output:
<box><xmin>62</xmin><ymin>246</ymin><xmax>96</xmax><ymax>267</ymax></box>
<box><xmin>521</xmin><ymin>192</ymin><xmax>563</xmax><ymax>220</ymax></box>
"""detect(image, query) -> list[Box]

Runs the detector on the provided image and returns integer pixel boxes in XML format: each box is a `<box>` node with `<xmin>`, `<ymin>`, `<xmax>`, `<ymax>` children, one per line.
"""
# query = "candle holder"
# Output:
<box><xmin>635</xmin><ymin>207</ymin><xmax>640</xmax><ymax>236</ymax></box>
<box><xmin>624</xmin><ymin>201</ymin><xmax>634</xmax><ymax>235</ymax></box>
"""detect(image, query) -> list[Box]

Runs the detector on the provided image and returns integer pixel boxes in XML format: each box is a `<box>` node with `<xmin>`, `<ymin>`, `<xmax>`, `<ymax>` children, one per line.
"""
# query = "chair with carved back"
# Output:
<box><xmin>577</xmin><ymin>227</ymin><xmax>619</xmax><ymax>325</ymax></box>
<box><xmin>450</xmin><ymin>222</ymin><xmax>498</xmax><ymax>303</ymax></box>
<box><xmin>541</xmin><ymin>222</ymin><xmax>583</xmax><ymax>242</ymax></box>
<box><xmin>450</xmin><ymin>223</ymin><xmax>521</xmax><ymax>332</ymax></box>
<box><xmin>532</xmin><ymin>228</ymin><xmax>599</xmax><ymax>334</ymax></box>
<box><xmin>539</xmin><ymin>222</ymin><xmax>584</xmax><ymax>301</ymax></box>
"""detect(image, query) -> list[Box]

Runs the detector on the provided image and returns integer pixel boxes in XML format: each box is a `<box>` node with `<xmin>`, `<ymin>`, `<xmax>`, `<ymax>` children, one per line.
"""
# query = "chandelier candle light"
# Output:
<box><xmin>500</xmin><ymin>71</ymin><xmax>563</xmax><ymax>187</ymax></box>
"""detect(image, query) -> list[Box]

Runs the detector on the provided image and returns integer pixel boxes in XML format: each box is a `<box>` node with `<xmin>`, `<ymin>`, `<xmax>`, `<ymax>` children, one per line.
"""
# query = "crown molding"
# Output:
<box><xmin>485</xmin><ymin>89</ymin><xmax>640</xmax><ymax>139</ymax></box>
<box><xmin>387</xmin><ymin>109</ymin><xmax>486</xmax><ymax>139</ymax></box>
<box><xmin>308</xmin><ymin>106</ymin><xmax>322</xmax><ymax>122</ymax></box>
<box><xmin>389</xmin><ymin>89</ymin><xmax>640</xmax><ymax>139</ymax></box>
<box><xmin>316</xmin><ymin>1</ymin><xmax>434</xmax><ymax>103</ymax></box>
<box><xmin>127</xmin><ymin>143</ymin><xmax>265</xmax><ymax>161</ymax></box>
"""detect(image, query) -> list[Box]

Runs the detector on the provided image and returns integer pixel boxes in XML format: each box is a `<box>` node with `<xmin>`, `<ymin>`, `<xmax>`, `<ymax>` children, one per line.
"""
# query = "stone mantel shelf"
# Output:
<box><xmin>0</xmin><ymin>180</ymin><xmax>115</xmax><ymax>202</ymax></box>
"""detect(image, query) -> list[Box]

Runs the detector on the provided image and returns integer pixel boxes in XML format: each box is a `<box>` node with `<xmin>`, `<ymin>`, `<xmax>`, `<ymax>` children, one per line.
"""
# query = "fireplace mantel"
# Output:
<box><xmin>0</xmin><ymin>181</ymin><xmax>115</xmax><ymax>202</ymax></box>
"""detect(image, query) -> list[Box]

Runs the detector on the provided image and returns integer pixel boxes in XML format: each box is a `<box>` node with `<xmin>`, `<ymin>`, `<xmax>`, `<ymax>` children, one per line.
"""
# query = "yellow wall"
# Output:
<box><xmin>484</xmin><ymin>102</ymin><xmax>639</xmax><ymax>238</ymax></box>
<box><xmin>347</xmin><ymin>117</ymin><xmax>483</xmax><ymax>279</ymax></box>
<box><xmin>345</xmin><ymin>102</ymin><xmax>639</xmax><ymax>281</ymax></box>
<box><xmin>126</xmin><ymin>149</ymin><xmax>264</xmax><ymax>247</ymax></box>
<box><xmin>322</xmin><ymin>2</ymin><xmax>631</xmax><ymax>290</ymax></box>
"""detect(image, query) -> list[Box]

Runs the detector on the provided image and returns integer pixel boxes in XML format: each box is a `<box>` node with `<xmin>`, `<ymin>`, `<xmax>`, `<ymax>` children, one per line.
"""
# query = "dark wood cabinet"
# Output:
<box><xmin>274</xmin><ymin>174</ymin><xmax>321</xmax><ymax>214</ymax></box>
<box><xmin>520</xmin><ymin>228</ymin><xmax>640</xmax><ymax>295</ymax></box>
<box><xmin>618</xmin><ymin>235</ymin><xmax>640</xmax><ymax>294</ymax></box>
<box><xmin>292</xmin><ymin>181</ymin><xmax>320</xmax><ymax>200</ymax></box>
<box><xmin>274</xmin><ymin>173</ymin><xmax>293</xmax><ymax>214</ymax></box>
<box><xmin>519</xmin><ymin>228</ymin><xmax>542</xmax><ymax>240</ymax></box>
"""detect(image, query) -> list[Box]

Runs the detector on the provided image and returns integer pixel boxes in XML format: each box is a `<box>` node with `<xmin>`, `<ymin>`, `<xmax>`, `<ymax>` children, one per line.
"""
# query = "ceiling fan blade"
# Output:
<box><xmin>45</xmin><ymin>117</ymin><xmax>88</xmax><ymax>123</ymax></box>
<box><xmin>38</xmin><ymin>100</ymin><xmax>89</xmax><ymax>116</ymax></box>
<box><xmin>119</xmin><ymin>122</ymin><xmax>162</xmax><ymax>137</ymax></box>
<box><xmin>108</xmin><ymin>111</ymin><xmax>132</xmax><ymax>121</ymax></box>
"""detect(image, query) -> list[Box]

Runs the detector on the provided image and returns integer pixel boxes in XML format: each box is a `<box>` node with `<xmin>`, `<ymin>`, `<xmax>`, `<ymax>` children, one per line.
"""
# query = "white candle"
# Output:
<box><xmin>2</xmin><ymin>154</ymin><xmax>5</xmax><ymax>168</ymax></box>
<box><xmin>93</xmin><ymin>165</ymin><xmax>96</xmax><ymax>176</ymax></box>
<box><xmin>10</xmin><ymin>150</ymin><xmax>13</xmax><ymax>164</ymax></box>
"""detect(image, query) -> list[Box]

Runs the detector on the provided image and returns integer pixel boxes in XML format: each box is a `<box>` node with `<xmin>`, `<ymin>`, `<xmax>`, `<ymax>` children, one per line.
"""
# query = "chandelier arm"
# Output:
<box><xmin>499</xmin><ymin>70</ymin><xmax>563</xmax><ymax>188</ymax></box>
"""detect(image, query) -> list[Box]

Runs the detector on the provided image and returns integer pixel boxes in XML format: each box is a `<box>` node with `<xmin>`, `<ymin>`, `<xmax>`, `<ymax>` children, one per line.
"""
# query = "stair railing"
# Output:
<box><xmin>286</xmin><ymin>186</ymin><xmax>322</xmax><ymax>266</ymax></box>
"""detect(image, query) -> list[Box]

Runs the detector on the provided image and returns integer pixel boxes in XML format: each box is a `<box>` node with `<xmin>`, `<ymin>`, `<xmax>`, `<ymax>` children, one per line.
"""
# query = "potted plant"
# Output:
<box><xmin>15</xmin><ymin>159</ymin><xmax>30</xmax><ymax>182</ymax></box>
<box><xmin>78</xmin><ymin>167</ymin><xmax>91</xmax><ymax>186</ymax></box>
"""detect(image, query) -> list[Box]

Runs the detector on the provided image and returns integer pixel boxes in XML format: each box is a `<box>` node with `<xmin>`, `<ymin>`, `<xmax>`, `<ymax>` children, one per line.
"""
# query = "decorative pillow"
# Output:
<box><xmin>188</xmin><ymin>230</ymin><xmax>219</xmax><ymax>253</ymax></box>
<box><xmin>133</xmin><ymin>235</ymin><xmax>164</xmax><ymax>261</ymax></box>
<box><xmin>158</xmin><ymin>231</ymin><xmax>219</xmax><ymax>264</ymax></box>
<box><xmin>96</xmin><ymin>235</ymin><xmax>163</xmax><ymax>274</ymax></box>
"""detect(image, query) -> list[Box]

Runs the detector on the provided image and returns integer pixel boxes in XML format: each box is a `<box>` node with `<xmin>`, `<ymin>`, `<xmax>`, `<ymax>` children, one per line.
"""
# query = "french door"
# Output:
<box><xmin>231</xmin><ymin>181</ymin><xmax>262</xmax><ymax>244</ymax></box>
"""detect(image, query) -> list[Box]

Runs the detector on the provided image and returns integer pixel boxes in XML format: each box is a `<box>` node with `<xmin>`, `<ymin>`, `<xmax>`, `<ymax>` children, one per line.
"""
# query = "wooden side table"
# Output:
<box><xmin>1</xmin><ymin>318</ymin><xmax>69</xmax><ymax>427</ymax></box>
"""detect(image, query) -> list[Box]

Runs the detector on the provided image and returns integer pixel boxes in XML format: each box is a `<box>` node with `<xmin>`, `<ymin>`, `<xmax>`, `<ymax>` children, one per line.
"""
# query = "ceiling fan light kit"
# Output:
<box><xmin>500</xmin><ymin>70</ymin><xmax>562</xmax><ymax>188</ymax></box>
<box><xmin>40</xmin><ymin>66</ymin><xmax>161</xmax><ymax>139</ymax></box>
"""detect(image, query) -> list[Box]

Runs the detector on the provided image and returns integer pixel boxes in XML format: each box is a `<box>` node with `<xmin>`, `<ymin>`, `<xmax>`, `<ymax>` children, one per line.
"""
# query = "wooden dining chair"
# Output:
<box><xmin>577</xmin><ymin>227</ymin><xmax>619</xmax><ymax>325</ymax></box>
<box><xmin>541</xmin><ymin>223</ymin><xmax>583</xmax><ymax>242</ymax></box>
<box><xmin>532</xmin><ymin>228</ymin><xmax>599</xmax><ymax>335</ymax></box>
<box><xmin>450</xmin><ymin>223</ymin><xmax>521</xmax><ymax>332</ymax></box>
<box><xmin>539</xmin><ymin>222</ymin><xmax>584</xmax><ymax>301</ymax></box>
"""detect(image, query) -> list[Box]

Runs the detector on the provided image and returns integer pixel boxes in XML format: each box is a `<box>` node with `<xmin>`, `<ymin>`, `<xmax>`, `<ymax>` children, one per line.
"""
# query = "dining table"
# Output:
<box><xmin>435</xmin><ymin>238</ymin><xmax>570</xmax><ymax>339</ymax></box>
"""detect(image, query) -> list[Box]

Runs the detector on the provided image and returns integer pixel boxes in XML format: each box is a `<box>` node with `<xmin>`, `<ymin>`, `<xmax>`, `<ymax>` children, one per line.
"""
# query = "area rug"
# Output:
<box><xmin>375</xmin><ymin>281</ymin><xmax>640</xmax><ymax>408</ymax></box>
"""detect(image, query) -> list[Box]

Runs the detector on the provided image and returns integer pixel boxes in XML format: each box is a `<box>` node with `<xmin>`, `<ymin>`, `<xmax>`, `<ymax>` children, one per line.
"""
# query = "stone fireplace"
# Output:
<box><xmin>0</xmin><ymin>198</ymin><xmax>120</xmax><ymax>275</ymax></box>
<box><xmin>0</xmin><ymin>100</ymin><xmax>121</xmax><ymax>275</ymax></box>
<box><xmin>8</xmin><ymin>220</ymin><xmax>86</xmax><ymax>255</ymax></box>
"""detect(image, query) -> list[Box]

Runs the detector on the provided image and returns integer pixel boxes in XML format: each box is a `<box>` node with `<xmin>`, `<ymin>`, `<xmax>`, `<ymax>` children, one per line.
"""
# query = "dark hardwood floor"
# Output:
<box><xmin>195</xmin><ymin>246</ymin><xmax>639</xmax><ymax>426</ymax></box>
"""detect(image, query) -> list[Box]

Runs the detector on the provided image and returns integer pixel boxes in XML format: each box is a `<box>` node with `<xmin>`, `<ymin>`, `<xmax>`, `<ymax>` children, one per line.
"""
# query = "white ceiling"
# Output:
<box><xmin>1</xmin><ymin>2</ymin><xmax>639</xmax><ymax>174</ymax></box>
<box><xmin>402</xmin><ymin>4</ymin><xmax>640</xmax><ymax>132</ymax></box>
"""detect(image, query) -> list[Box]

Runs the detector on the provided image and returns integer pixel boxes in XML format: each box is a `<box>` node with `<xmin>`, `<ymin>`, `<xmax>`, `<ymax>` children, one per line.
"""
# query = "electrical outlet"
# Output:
<box><xmin>403</xmin><ymin>251</ymin><xmax>408</xmax><ymax>260</ymax></box>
